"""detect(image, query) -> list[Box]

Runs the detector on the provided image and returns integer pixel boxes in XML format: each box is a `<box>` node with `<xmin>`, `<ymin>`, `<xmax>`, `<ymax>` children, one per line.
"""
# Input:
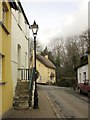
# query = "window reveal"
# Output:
<box><xmin>0</xmin><ymin>55</ymin><xmax>2</xmax><ymax>81</ymax></box>
<box><xmin>2</xmin><ymin>2</ymin><xmax>8</xmax><ymax>25</ymax></box>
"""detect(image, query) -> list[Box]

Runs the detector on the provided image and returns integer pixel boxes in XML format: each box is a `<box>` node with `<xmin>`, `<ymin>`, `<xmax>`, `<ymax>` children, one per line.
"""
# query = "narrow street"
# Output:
<box><xmin>39</xmin><ymin>85</ymin><xmax>88</xmax><ymax>119</ymax></box>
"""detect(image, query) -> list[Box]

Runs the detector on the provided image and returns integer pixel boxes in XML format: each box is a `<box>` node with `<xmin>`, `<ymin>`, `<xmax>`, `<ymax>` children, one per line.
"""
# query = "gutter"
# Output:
<box><xmin>9</xmin><ymin>0</ymin><xmax>19</xmax><ymax>10</ymax></box>
<box><xmin>75</xmin><ymin>62</ymin><xmax>88</xmax><ymax>70</ymax></box>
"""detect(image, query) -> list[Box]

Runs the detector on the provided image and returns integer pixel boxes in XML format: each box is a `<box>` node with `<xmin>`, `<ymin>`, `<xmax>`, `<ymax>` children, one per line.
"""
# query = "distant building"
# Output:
<box><xmin>75</xmin><ymin>49</ymin><xmax>90</xmax><ymax>84</ymax></box>
<box><xmin>36</xmin><ymin>55</ymin><xmax>56</xmax><ymax>84</ymax></box>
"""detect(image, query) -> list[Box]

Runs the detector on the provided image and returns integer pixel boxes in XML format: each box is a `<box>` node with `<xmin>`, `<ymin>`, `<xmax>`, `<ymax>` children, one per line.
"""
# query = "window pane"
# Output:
<box><xmin>0</xmin><ymin>55</ymin><xmax>2</xmax><ymax>81</ymax></box>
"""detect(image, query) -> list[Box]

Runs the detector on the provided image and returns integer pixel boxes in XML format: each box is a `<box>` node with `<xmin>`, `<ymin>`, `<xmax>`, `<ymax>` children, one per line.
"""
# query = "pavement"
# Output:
<box><xmin>2</xmin><ymin>86</ymin><xmax>57</xmax><ymax>119</ymax></box>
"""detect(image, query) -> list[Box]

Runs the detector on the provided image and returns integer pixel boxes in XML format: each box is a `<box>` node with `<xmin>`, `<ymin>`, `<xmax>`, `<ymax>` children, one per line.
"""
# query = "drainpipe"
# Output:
<box><xmin>28</xmin><ymin>38</ymin><xmax>30</xmax><ymax>69</ymax></box>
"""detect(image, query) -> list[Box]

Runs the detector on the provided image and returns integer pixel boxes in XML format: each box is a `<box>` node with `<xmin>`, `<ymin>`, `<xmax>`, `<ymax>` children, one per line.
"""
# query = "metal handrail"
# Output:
<box><xmin>29</xmin><ymin>68</ymin><xmax>35</xmax><ymax>107</ymax></box>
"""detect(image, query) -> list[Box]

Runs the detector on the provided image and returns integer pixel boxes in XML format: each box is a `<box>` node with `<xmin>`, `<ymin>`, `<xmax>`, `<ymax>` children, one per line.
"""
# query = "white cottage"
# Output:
<box><xmin>76</xmin><ymin>50</ymin><xmax>90</xmax><ymax>84</ymax></box>
<box><xmin>11</xmin><ymin>1</ymin><xmax>30</xmax><ymax>93</ymax></box>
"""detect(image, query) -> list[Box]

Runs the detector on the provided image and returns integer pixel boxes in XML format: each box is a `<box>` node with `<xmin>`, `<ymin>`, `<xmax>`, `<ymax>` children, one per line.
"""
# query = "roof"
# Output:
<box><xmin>9</xmin><ymin>0</ymin><xmax>19</xmax><ymax>10</ymax></box>
<box><xmin>75</xmin><ymin>62</ymin><xmax>88</xmax><ymax>70</ymax></box>
<box><xmin>36</xmin><ymin>54</ymin><xmax>56</xmax><ymax>69</ymax></box>
<box><xmin>75</xmin><ymin>53</ymin><xmax>88</xmax><ymax>70</ymax></box>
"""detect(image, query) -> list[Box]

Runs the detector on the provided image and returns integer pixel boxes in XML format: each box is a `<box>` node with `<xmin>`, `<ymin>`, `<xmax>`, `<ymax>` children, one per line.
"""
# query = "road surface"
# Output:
<box><xmin>38</xmin><ymin>85</ymin><xmax>89</xmax><ymax>119</ymax></box>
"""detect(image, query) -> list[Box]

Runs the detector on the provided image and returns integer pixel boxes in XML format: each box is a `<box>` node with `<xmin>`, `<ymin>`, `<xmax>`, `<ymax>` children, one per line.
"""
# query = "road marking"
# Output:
<box><xmin>44</xmin><ymin>91</ymin><xmax>61</xmax><ymax>118</ymax></box>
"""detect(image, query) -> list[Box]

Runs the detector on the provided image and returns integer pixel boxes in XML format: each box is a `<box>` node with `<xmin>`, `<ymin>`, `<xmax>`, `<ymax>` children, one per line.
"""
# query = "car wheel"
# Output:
<box><xmin>88</xmin><ymin>90</ymin><xmax>90</xmax><ymax>98</ymax></box>
<box><xmin>80</xmin><ymin>89</ymin><xmax>82</xmax><ymax>94</ymax></box>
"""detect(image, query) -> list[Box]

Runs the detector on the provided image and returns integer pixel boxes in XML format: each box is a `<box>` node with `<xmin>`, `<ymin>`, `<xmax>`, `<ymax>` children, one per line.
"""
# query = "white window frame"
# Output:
<box><xmin>0</xmin><ymin>54</ymin><xmax>2</xmax><ymax>81</ymax></box>
<box><xmin>25</xmin><ymin>52</ymin><xmax>27</xmax><ymax>68</ymax></box>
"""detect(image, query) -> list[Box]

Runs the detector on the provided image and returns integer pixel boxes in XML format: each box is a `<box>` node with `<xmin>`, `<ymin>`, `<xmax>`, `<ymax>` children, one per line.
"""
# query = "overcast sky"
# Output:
<box><xmin>21</xmin><ymin>0</ymin><xmax>89</xmax><ymax>48</ymax></box>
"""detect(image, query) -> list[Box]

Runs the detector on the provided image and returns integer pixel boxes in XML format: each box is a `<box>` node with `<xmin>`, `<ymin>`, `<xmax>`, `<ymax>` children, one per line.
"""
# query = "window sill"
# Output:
<box><xmin>0</xmin><ymin>82</ymin><xmax>7</xmax><ymax>85</ymax></box>
<box><xmin>0</xmin><ymin>21</ymin><xmax>10</xmax><ymax>35</ymax></box>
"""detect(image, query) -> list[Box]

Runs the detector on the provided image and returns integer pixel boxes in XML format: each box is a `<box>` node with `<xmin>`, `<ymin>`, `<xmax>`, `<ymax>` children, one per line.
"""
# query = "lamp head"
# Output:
<box><xmin>31</xmin><ymin>21</ymin><xmax>39</xmax><ymax>36</ymax></box>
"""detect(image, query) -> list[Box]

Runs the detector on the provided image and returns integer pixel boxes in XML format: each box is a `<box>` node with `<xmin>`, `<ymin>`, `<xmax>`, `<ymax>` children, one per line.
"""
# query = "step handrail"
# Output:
<box><xmin>29</xmin><ymin>67</ymin><xmax>35</xmax><ymax>107</ymax></box>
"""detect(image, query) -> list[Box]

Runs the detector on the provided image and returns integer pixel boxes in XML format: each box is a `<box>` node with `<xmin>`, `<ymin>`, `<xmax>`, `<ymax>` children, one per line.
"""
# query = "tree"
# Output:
<box><xmin>41</xmin><ymin>46</ymin><xmax>48</xmax><ymax>56</ymax></box>
<box><xmin>40</xmin><ymin>30</ymin><xmax>89</xmax><ymax>87</ymax></box>
<box><xmin>78</xmin><ymin>30</ymin><xmax>89</xmax><ymax>54</ymax></box>
<box><xmin>41</xmin><ymin>46</ymin><xmax>55</xmax><ymax>64</ymax></box>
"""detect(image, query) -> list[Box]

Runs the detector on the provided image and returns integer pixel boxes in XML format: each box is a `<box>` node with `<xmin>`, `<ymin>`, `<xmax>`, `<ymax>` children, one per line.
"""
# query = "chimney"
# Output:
<box><xmin>45</xmin><ymin>55</ymin><xmax>48</xmax><ymax>59</ymax></box>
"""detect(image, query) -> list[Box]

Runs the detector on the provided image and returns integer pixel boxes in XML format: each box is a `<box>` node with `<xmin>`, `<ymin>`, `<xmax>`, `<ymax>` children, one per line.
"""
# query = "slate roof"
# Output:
<box><xmin>36</xmin><ymin>54</ymin><xmax>56</xmax><ymax>69</ymax></box>
<box><xmin>75</xmin><ymin>53</ymin><xmax>88</xmax><ymax>70</ymax></box>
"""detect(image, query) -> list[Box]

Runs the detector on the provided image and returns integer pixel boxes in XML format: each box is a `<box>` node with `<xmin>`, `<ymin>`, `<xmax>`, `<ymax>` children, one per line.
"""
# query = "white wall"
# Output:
<box><xmin>77</xmin><ymin>64</ymin><xmax>88</xmax><ymax>83</ymax></box>
<box><xmin>11</xmin><ymin>8</ymin><xmax>30</xmax><ymax>93</ymax></box>
<box><xmin>88</xmin><ymin>53</ymin><xmax>90</xmax><ymax>80</ymax></box>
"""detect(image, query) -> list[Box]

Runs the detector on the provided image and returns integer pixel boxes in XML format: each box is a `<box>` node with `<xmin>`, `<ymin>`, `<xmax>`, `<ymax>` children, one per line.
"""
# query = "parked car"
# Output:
<box><xmin>78</xmin><ymin>80</ymin><xmax>90</xmax><ymax>97</ymax></box>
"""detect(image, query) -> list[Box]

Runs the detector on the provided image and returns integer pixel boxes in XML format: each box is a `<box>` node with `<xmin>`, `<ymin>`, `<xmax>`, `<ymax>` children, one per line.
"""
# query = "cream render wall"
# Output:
<box><xmin>36</xmin><ymin>59</ymin><xmax>56</xmax><ymax>84</ymax></box>
<box><xmin>0</xmin><ymin>85</ymin><xmax>2</xmax><ymax>117</ymax></box>
<box><xmin>0</xmin><ymin>1</ymin><xmax>2</xmax><ymax>54</ymax></box>
<box><xmin>0</xmin><ymin>28</ymin><xmax>2</xmax><ymax>54</ymax></box>
<box><xmin>36</xmin><ymin>59</ymin><xmax>47</xmax><ymax>83</ymax></box>
<box><xmin>0</xmin><ymin>1</ymin><xmax>13</xmax><ymax>115</ymax></box>
<box><xmin>11</xmin><ymin>8</ymin><xmax>29</xmax><ymax>93</ymax></box>
<box><xmin>0</xmin><ymin>1</ymin><xmax>1</xmax><ymax>21</ymax></box>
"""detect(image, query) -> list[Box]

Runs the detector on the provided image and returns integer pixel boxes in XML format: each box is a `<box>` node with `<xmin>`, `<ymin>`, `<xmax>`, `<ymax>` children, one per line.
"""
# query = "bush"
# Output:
<box><xmin>56</xmin><ymin>78</ymin><xmax>76</xmax><ymax>87</ymax></box>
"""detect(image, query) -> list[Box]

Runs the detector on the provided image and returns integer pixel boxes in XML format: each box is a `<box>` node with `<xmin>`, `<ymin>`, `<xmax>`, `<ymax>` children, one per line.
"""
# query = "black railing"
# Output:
<box><xmin>18</xmin><ymin>69</ymin><xmax>30</xmax><ymax>80</ymax></box>
<box><xmin>29</xmin><ymin>68</ymin><xmax>35</xmax><ymax>107</ymax></box>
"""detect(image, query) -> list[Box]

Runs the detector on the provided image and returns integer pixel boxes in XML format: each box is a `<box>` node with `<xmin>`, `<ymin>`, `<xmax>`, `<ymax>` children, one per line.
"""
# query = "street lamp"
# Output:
<box><xmin>31</xmin><ymin>20</ymin><xmax>39</xmax><ymax>109</ymax></box>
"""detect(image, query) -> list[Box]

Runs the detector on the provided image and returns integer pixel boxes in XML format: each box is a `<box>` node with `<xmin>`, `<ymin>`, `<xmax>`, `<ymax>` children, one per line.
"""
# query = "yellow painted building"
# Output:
<box><xmin>36</xmin><ymin>55</ymin><xmax>56</xmax><ymax>84</ymax></box>
<box><xmin>0</xmin><ymin>1</ymin><xmax>18</xmax><ymax>116</ymax></box>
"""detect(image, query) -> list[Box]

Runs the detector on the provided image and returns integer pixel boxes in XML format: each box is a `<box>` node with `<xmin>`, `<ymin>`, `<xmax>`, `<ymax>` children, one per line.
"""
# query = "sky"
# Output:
<box><xmin>21</xmin><ymin>0</ymin><xmax>89</xmax><ymax>48</ymax></box>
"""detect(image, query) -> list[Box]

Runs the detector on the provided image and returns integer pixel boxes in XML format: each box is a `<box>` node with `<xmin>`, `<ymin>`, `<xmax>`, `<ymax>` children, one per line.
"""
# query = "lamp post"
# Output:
<box><xmin>31</xmin><ymin>20</ymin><xmax>39</xmax><ymax>109</ymax></box>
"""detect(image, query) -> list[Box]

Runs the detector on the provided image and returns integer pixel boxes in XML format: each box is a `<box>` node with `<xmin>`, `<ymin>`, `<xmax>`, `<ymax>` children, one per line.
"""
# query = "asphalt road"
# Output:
<box><xmin>38</xmin><ymin>85</ymin><xmax>89</xmax><ymax>119</ymax></box>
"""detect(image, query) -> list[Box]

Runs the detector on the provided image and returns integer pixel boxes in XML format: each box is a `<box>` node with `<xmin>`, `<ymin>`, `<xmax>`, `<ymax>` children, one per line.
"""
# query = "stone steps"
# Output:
<box><xmin>17</xmin><ymin>81</ymin><xmax>29</xmax><ymax>89</ymax></box>
<box><xmin>13</xmin><ymin>106</ymin><xmax>29</xmax><ymax>110</ymax></box>
<box><xmin>15</xmin><ymin>90</ymin><xmax>29</xmax><ymax>96</ymax></box>
<box><xmin>13</xmin><ymin>95</ymin><xmax>29</xmax><ymax>101</ymax></box>
<box><xmin>13</xmin><ymin>80</ymin><xmax>30</xmax><ymax>109</ymax></box>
